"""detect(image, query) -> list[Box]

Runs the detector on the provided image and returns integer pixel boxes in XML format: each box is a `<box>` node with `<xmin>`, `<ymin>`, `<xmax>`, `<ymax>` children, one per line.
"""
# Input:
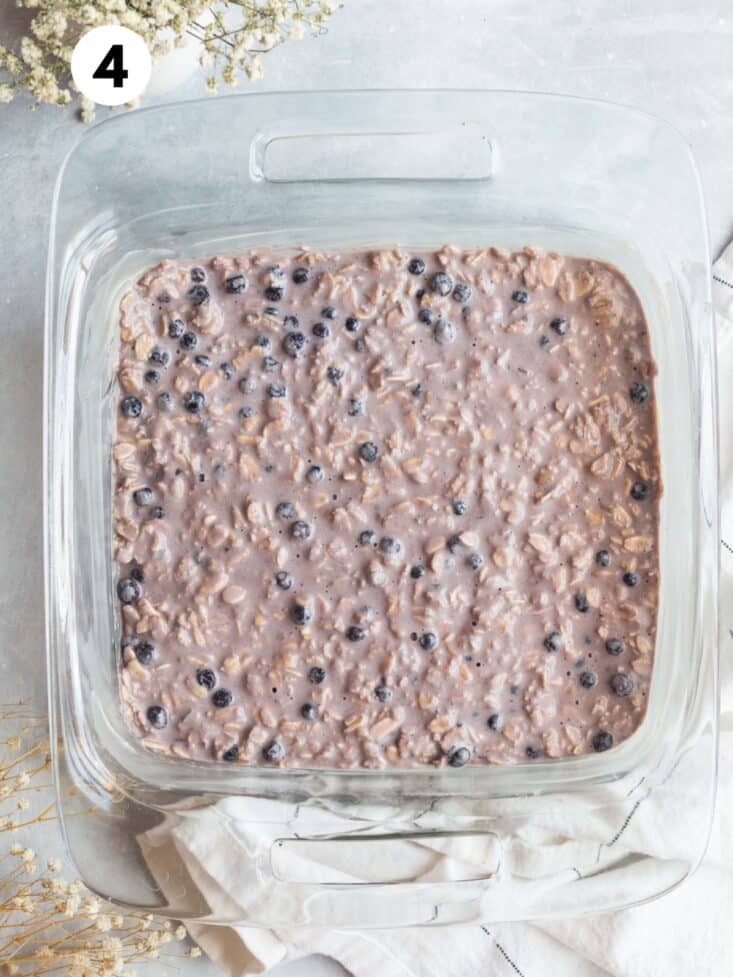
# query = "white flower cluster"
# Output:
<box><xmin>0</xmin><ymin>707</ymin><xmax>202</xmax><ymax>975</ymax></box>
<box><xmin>0</xmin><ymin>0</ymin><xmax>341</xmax><ymax>116</ymax></box>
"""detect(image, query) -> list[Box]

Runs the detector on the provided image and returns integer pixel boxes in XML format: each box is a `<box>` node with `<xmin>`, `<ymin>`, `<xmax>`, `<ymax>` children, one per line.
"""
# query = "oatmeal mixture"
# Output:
<box><xmin>114</xmin><ymin>245</ymin><xmax>660</xmax><ymax>768</ymax></box>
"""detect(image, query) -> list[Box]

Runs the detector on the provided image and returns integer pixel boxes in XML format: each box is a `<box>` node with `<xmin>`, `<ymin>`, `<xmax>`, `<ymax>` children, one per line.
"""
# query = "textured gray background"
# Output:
<box><xmin>1</xmin><ymin>1</ymin><xmax>731</xmax><ymax>974</ymax></box>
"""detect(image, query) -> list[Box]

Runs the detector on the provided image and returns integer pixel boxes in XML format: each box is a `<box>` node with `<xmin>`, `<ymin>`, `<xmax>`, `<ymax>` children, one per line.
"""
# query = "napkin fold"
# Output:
<box><xmin>140</xmin><ymin>245</ymin><xmax>733</xmax><ymax>977</ymax></box>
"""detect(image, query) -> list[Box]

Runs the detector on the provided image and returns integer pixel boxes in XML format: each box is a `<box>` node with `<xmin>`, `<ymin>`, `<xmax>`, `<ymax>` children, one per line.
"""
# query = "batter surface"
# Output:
<box><xmin>113</xmin><ymin>245</ymin><xmax>660</xmax><ymax>768</ymax></box>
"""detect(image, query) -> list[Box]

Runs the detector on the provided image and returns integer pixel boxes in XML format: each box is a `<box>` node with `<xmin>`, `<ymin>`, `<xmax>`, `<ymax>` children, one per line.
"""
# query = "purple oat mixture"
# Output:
<box><xmin>114</xmin><ymin>245</ymin><xmax>660</xmax><ymax>768</ymax></box>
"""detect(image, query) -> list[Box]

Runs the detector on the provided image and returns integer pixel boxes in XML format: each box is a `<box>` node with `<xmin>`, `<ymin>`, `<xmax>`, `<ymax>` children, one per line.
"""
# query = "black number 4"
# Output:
<box><xmin>92</xmin><ymin>44</ymin><xmax>129</xmax><ymax>88</ymax></box>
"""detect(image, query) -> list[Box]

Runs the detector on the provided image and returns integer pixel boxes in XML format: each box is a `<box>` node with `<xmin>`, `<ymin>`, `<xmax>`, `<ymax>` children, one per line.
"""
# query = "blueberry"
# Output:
<box><xmin>375</xmin><ymin>685</ymin><xmax>392</xmax><ymax>702</ymax></box>
<box><xmin>312</xmin><ymin>322</ymin><xmax>330</xmax><ymax>339</ymax></box>
<box><xmin>133</xmin><ymin>487</ymin><xmax>154</xmax><ymax>506</ymax></box>
<box><xmin>419</xmin><ymin>631</ymin><xmax>437</xmax><ymax>651</ymax></box>
<box><xmin>544</xmin><ymin>630</ymin><xmax>564</xmax><ymax>653</ymax></box>
<box><xmin>467</xmin><ymin>553</ymin><xmax>484</xmax><ymax>570</ymax></box>
<box><xmin>579</xmin><ymin>671</ymin><xmax>597</xmax><ymax>689</ymax></box>
<box><xmin>525</xmin><ymin>745</ymin><xmax>541</xmax><ymax>760</ymax></box>
<box><xmin>630</xmin><ymin>481</ymin><xmax>650</xmax><ymax>501</ymax></box>
<box><xmin>117</xmin><ymin>577</ymin><xmax>141</xmax><ymax>604</ymax></box>
<box><xmin>220</xmin><ymin>362</ymin><xmax>234</xmax><ymax>380</ymax></box>
<box><xmin>447</xmin><ymin>534</ymin><xmax>462</xmax><ymax>553</ymax></box>
<box><xmin>354</xmin><ymin>337</ymin><xmax>366</xmax><ymax>353</ymax></box>
<box><xmin>327</xmin><ymin>366</ymin><xmax>344</xmax><ymax>385</ymax></box>
<box><xmin>379</xmin><ymin>536</ymin><xmax>401</xmax><ymax>556</ymax></box>
<box><xmin>344</xmin><ymin>316</ymin><xmax>360</xmax><ymax>333</ymax></box>
<box><xmin>452</xmin><ymin>500</ymin><xmax>467</xmax><ymax>515</ymax></box>
<box><xmin>291</xmin><ymin>601</ymin><xmax>312</xmax><ymax>627</ymax></box>
<box><xmin>416</xmin><ymin>288</ymin><xmax>426</xmax><ymax>299</ymax></box>
<box><xmin>291</xmin><ymin>520</ymin><xmax>312</xmax><ymax>540</ymax></box>
<box><xmin>283</xmin><ymin>314</ymin><xmax>299</xmax><ymax>329</ymax></box>
<box><xmin>264</xmin><ymin>285</ymin><xmax>284</xmax><ymax>301</ymax></box>
<box><xmin>359</xmin><ymin>441</ymin><xmax>379</xmax><ymax>463</ymax></box>
<box><xmin>592</xmin><ymin>730</ymin><xmax>614</xmax><ymax>752</ymax></box>
<box><xmin>239</xmin><ymin>376</ymin><xmax>258</xmax><ymax>394</ymax></box>
<box><xmin>549</xmin><ymin>316</ymin><xmax>567</xmax><ymax>335</ymax></box>
<box><xmin>433</xmin><ymin>319</ymin><xmax>456</xmax><ymax>345</ymax></box>
<box><xmin>418</xmin><ymin>308</ymin><xmax>437</xmax><ymax>326</ymax></box>
<box><xmin>196</xmin><ymin>667</ymin><xmax>217</xmax><ymax>690</ymax></box>
<box><xmin>322</xmin><ymin>306</ymin><xmax>337</xmax><ymax>320</ymax></box>
<box><xmin>574</xmin><ymin>593</ymin><xmax>590</xmax><ymax>613</ymax></box>
<box><xmin>183</xmin><ymin>390</ymin><xmax>206</xmax><ymax>414</ymax></box>
<box><xmin>144</xmin><ymin>369</ymin><xmax>161</xmax><ymax>386</ymax></box>
<box><xmin>605</xmin><ymin>637</ymin><xmax>625</xmax><ymax>656</ymax></box>
<box><xmin>222</xmin><ymin>745</ymin><xmax>239</xmax><ymax>762</ymax></box>
<box><xmin>276</xmin><ymin>501</ymin><xmax>295</xmax><ymax>520</ymax></box>
<box><xmin>610</xmin><ymin>672</ymin><xmax>634</xmax><ymax>697</ymax></box>
<box><xmin>452</xmin><ymin>282</ymin><xmax>472</xmax><ymax>303</ymax></box>
<box><xmin>263</xmin><ymin>740</ymin><xmax>284</xmax><ymax>762</ymax></box>
<box><xmin>263</xmin><ymin>306</ymin><xmax>279</xmax><ymax>318</ymax></box>
<box><xmin>158</xmin><ymin>293</ymin><xmax>172</xmax><ymax>304</ymax></box>
<box><xmin>275</xmin><ymin>571</ymin><xmax>293</xmax><ymax>590</ymax></box>
<box><xmin>348</xmin><ymin>398</ymin><xmax>365</xmax><ymax>417</ymax></box>
<box><xmin>448</xmin><ymin>746</ymin><xmax>471</xmax><ymax>767</ymax></box>
<box><xmin>306</xmin><ymin>465</ymin><xmax>324</xmax><ymax>484</ymax></box>
<box><xmin>430</xmin><ymin>271</ymin><xmax>453</xmax><ymax>296</ymax></box>
<box><xmin>253</xmin><ymin>335</ymin><xmax>272</xmax><ymax>350</ymax></box>
<box><xmin>191</xmin><ymin>266</ymin><xmax>207</xmax><ymax>283</ymax></box>
<box><xmin>292</xmin><ymin>267</ymin><xmax>310</xmax><ymax>284</ymax></box>
<box><xmin>629</xmin><ymin>381</ymin><xmax>649</xmax><ymax>404</ymax></box>
<box><xmin>135</xmin><ymin>640</ymin><xmax>155</xmax><ymax>665</ymax></box>
<box><xmin>301</xmin><ymin>702</ymin><xmax>318</xmax><ymax>720</ymax></box>
<box><xmin>622</xmin><ymin>571</ymin><xmax>640</xmax><ymax>587</ymax></box>
<box><xmin>156</xmin><ymin>391</ymin><xmax>172</xmax><ymax>411</ymax></box>
<box><xmin>309</xmin><ymin>666</ymin><xmax>326</xmax><ymax>684</ymax></box>
<box><xmin>187</xmin><ymin>284</ymin><xmax>210</xmax><ymax>305</ymax></box>
<box><xmin>150</xmin><ymin>506</ymin><xmax>165</xmax><ymax>519</ymax></box>
<box><xmin>408</xmin><ymin>257</ymin><xmax>426</xmax><ymax>275</ymax></box>
<box><xmin>267</xmin><ymin>382</ymin><xmax>287</xmax><ymax>398</ymax></box>
<box><xmin>223</xmin><ymin>274</ymin><xmax>248</xmax><ymax>296</ymax></box>
<box><xmin>181</xmin><ymin>331</ymin><xmax>198</xmax><ymax>350</ymax></box>
<box><xmin>147</xmin><ymin>705</ymin><xmax>168</xmax><ymax>729</ymax></box>
<box><xmin>346</xmin><ymin>625</ymin><xmax>365</xmax><ymax>642</ymax></box>
<box><xmin>168</xmin><ymin>318</ymin><xmax>185</xmax><ymax>339</ymax></box>
<box><xmin>539</xmin><ymin>334</ymin><xmax>550</xmax><ymax>348</ymax></box>
<box><xmin>410</xmin><ymin>564</ymin><xmax>425</xmax><ymax>579</ymax></box>
<box><xmin>262</xmin><ymin>355</ymin><xmax>279</xmax><ymax>373</ymax></box>
<box><xmin>282</xmin><ymin>331</ymin><xmax>307</xmax><ymax>358</ymax></box>
<box><xmin>121</xmin><ymin>396</ymin><xmax>143</xmax><ymax>419</ymax></box>
<box><xmin>358</xmin><ymin>529</ymin><xmax>376</xmax><ymax>547</ymax></box>
<box><xmin>212</xmin><ymin>688</ymin><xmax>233</xmax><ymax>708</ymax></box>
<box><xmin>411</xmin><ymin>383</ymin><xmax>423</xmax><ymax>397</ymax></box>
<box><xmin>512</xmin><ymin>289</ymin><xmax>529</xmax><ymax>304</ymax></box>
<box><xmin>130</xmin><ymin>566</ymin><xmax>145</xmax><ymax>583</ymax></box>
<box><xmin>596</xmin><ymin>549</ymin><xmax>611</xmax><ymax>568</ymax></box>
<box><xmin>149</xmin><ymin>347</ymin><xmax>170</xmax><ymax>367</ymax></box>
<box><xmin>194</xmin><ymin>354</ymin><xmax>212</xmax><ymax>369</ymax></box>
<box><xmin>487</xmin><ymin>713</ymin><xmax>503</xmax><ymax>731</ymax></box>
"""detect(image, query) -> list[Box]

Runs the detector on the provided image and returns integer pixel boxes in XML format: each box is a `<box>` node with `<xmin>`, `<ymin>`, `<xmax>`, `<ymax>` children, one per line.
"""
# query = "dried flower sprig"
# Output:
<box><xmin>0</xmin><ymin>1</ymin><xmax>341</xmax><ymax>117</ymax></box>
<box><xmin>1</xmin><ymin>704</ymin><xmax>197</xmax><ymax>976</ymax></box>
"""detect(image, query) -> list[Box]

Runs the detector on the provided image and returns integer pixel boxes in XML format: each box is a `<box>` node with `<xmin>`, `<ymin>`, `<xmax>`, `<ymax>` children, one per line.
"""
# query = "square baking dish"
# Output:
<box><xmin>45</xmin><ymin>90</ymin><xmax>717</xmax><ymax>926</ymax></box>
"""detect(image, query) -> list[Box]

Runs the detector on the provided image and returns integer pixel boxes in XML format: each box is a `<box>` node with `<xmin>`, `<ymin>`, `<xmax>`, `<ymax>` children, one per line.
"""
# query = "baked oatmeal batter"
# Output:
<box><xmin>114</xmin><ymin>245</ymin><xmax>660</xmax><ymax>768</ymax></box>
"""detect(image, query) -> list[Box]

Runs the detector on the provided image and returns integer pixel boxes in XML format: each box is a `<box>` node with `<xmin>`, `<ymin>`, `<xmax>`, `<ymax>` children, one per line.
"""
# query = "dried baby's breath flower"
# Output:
<box><xmin>1</xmin><ymin>2</ymin><xmax>342</xmax><ymax>118</ymax></box>
<box><xmin>0</xmin><ymin>704</ymin><xmax>200</xmax><ymax>975</ymax></box>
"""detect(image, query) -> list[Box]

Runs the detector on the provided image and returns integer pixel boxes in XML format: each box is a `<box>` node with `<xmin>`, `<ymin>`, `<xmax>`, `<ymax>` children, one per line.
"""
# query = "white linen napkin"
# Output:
<box><xmin>140</xmin><ymin>245</ymin><xmax>733</xmax><ymax>977</ymax></box>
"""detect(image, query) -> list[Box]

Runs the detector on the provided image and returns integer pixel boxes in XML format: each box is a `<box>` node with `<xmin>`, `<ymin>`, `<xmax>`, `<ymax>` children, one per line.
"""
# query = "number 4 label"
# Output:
<box><xmin>92</xmin><ymin>44</ymin><xmax>129</xmax><ymax>89</ymax></box>
<box><xmin>71</xmin><ymin>26</ymin><xmax>151</xmax><ymax>106</ymax></box>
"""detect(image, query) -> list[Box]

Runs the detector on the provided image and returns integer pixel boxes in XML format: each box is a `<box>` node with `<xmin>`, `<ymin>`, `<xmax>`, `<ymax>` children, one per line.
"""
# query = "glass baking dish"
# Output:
<box><xmin>45</xmin><ymin>90</ymin><xmax>718</xmax><ymax>927</ymax></box>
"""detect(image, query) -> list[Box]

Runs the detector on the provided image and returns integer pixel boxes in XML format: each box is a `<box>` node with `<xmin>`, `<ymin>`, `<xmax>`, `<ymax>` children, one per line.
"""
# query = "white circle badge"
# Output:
<box><xmin>71</xmin><ymin>25</ymin><xmax>152</xmax><ymax>106</ymax></box>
